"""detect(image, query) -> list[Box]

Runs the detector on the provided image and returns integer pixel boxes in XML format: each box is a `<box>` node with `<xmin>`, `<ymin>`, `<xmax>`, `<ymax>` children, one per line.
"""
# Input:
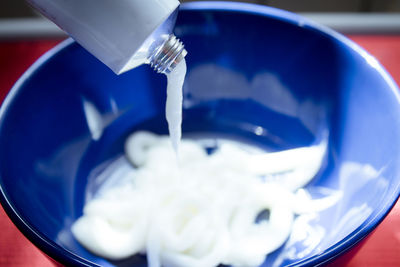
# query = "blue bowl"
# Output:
<box><xmin>1</xmin><ymin>2</ymin><xmax>400</xmax><ymax>266</ymax></box>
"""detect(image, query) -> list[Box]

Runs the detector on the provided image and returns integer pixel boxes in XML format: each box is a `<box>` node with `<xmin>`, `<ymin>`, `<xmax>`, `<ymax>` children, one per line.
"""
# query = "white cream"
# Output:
<box><xmin>72</xmin><ymin>131</ymin><xmax>338</xmax><ymax>267</ymax></box>
<box><xmin>165</xmin><ymin>59</ymin><xmax>186</xmax><ymax>153</ymax></box>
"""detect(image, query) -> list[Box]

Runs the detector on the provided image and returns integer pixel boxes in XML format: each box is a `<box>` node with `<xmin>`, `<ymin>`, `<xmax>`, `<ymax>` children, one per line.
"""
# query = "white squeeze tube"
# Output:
<box><xmin>26</xmin><ymin>0</ymin><xmax>187</xmax><ymax>75</ymax></box>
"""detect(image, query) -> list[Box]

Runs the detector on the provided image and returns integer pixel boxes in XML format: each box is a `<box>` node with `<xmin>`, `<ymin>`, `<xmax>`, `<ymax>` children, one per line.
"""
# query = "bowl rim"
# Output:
<box><xmin>1</xmin><ymin>1</ymin><xmax>400</xmax><ymax>266</ymax></box>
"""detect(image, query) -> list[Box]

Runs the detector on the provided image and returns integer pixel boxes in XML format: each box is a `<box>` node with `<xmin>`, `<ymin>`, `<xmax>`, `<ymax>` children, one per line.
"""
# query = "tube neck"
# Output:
<box><xmin>149</xmin><ymin>34</ymin><xmax>187</xmax><ymax>74</ymax></box>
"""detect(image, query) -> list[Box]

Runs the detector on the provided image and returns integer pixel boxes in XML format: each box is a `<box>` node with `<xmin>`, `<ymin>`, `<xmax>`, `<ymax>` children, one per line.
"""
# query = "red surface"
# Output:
<box><xmin>0</xmin><ymin>36</ymin><xmax>400</xmax><ymax>266</ymax></box>
<box><xmin>0</xmin><ymin>40</ymin><xmax>61</xmax><ymax>267</ymax></box>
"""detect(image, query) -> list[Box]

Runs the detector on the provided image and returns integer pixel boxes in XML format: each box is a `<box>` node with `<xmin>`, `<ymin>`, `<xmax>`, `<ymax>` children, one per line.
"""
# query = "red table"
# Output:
<box><xmin>1</xmin><ymin>36</ymin><xmax>400</xmax><ymax>267</ymax></box>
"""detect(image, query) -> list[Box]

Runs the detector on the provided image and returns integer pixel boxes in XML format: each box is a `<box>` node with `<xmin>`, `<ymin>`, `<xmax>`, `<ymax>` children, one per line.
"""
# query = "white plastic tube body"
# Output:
<box><xmin>27</xmin><ymin>0</ymin><xmax>180</xmax><ymax>74</ymax></box>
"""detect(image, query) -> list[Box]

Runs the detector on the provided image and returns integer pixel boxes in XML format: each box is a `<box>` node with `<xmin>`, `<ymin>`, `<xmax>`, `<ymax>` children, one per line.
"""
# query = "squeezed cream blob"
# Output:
<box><xmin>72</xmin><ymin>132</ymin><xmax>339</xmax><ymax>267</ymax></box>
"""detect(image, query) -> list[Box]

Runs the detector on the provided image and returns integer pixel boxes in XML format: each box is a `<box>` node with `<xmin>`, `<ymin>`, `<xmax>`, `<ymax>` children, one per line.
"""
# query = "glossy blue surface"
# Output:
<box><xmin>1</xmin><ymin>2</ymin><xmax>400</xmax><ymax>267</ymax></box>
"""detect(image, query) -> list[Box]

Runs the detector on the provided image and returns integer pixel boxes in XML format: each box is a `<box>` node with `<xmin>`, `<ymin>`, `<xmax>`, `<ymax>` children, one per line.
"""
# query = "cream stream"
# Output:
<box><xmin>165</xmin><ymin>59</ymin><xmax>186</xmax><ymax>152</ymax></box>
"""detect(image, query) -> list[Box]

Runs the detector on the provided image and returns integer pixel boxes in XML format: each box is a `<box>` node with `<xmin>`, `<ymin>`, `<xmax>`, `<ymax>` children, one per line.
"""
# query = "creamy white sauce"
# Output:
<box><xmin>72</xmin><ymin>131</ymin><xmax>338</xmax><ymax>267</ymax></box>
<box><xmin>165</xmin><ymin>59</ymin><xmax>186</xmax><ymax>153</ymax></box>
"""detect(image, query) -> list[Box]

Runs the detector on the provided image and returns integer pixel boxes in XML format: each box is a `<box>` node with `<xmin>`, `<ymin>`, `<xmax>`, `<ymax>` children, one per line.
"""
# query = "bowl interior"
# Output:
<box><xmin>1</xmin><ymin>3</ymin><xmax>400</xmax><ymax>267</ymax></box>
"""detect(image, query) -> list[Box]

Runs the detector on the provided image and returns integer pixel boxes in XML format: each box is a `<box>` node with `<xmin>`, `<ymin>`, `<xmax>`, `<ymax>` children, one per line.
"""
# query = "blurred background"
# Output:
<box><xmin>0</xmin><ymin>0</ymin><xmax>399</xmax><ymax>37</ymax></box>
<box><xmin>1</xmin><ymin>0</ymin><xmax>400</xmax><ymax>17</ymax></box>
